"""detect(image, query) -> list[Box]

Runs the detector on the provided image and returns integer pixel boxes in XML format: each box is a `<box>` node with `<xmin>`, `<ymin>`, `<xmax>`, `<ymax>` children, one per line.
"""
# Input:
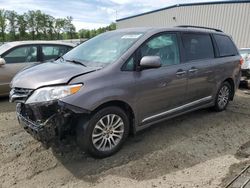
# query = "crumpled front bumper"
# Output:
<box><xmin>17</xmin><ymin>110</ymin><xmax>57</xmax><ymax>143</ymax></box>
<box><xmin>16</xmin><ymin>101</ymin><xmax>88</xmax><ymax>144</ymax></box>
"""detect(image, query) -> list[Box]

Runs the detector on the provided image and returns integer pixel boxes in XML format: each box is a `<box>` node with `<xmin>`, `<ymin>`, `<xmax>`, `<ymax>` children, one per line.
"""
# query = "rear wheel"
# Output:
<box><xmin>213</xmin><ymin>82</ymin><xmax>231</xmax><ymax>112</ymax></box>
<box><xmin>76</xmin><ymin>106</ymin><xmax>129</xmax><ymax>158</ymax></box>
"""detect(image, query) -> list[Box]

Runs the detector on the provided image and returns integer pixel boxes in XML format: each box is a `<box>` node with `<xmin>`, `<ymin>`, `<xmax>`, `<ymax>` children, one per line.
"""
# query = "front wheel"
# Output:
<box><xmin>213</xmin><ymin>82</ymin><xmax>232</xmax><ymax>112</ymax></box>
<box><xmin>76</xmin><ymin>106</ymin><xmax>129</xmax><ymax>158</ymax></box>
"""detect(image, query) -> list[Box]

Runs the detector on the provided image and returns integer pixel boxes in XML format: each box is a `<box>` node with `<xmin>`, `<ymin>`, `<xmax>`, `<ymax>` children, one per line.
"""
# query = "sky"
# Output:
<box><xmin>0</xmin><ymin>0</ymin><xmax>225</xmax><ymax>31</ymax></box>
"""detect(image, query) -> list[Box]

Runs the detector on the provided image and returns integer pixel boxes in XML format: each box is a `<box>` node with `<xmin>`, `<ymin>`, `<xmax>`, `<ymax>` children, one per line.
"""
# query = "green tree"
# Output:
<box><xmin>0</xmin><ymin>9</ymin><xmax>117</xmax><ymax>41</ymax></box>
<box><xmin>55</xmin><ymin>18</ymin><xmax>65</xmax><ymax>39</ymax></box>
<box><xmin>0</xmin><ymin>9</ymin><xmax>7</xmax><ymax>42</ymax></box>
<box><xmin>79</xmin><ymin>29</ymin><xmax>90</xmax><ymax>38</ymax></box>
<box><xmin>85</xmin><ymin>30</ymin><xmax>90</xmax><ymax>38</ymax></box>
<box><xmin>6</xmin><ymin>10</ymin><xmax>18</xmax><ymax>40</ymax></box>
<box><xmin>17</xmin><ymin>14</ymin><xmax>27</xmax><ymax>40</ymax></box>
<box><xmin>34</xmin><ymin>10</ymin><xmax>44</xmax><ymax>39</ymax></box>
<box><xmin>109</xmin><ymin>22</ymin><xmax>116</xmax><ymax>30</ymax></box>
<box><xmin>47</xmin><ymin>15</ymin><xmax>55</xmax><ymax>40</ymax></box>
<box><xmin>25</xmin><ymin>10</ymin><xmax>36</xmax><ymax>40</ymax></box>
<box><xmin>64</xmin><ymin>16</ymin><xmax>77</xmax><ymax>39</ymax></box>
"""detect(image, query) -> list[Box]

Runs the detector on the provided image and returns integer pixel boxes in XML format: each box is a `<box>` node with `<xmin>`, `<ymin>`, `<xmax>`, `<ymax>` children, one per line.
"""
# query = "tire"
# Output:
<box><xmin>76</xmin><ymin>106</ymin><xmax>129</xmax><ymax>158</ymax></box>
<box><xmin>213</xmin><ymin>82</ymin><xmax>232</xmax><ymax>112</ymax></box>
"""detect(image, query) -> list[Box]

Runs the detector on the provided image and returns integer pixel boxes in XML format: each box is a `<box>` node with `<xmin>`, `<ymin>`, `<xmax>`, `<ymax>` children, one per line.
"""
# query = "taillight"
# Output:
<box><xmin>240</xmin><ymin>57</ymin><xmax>244</xmax><ymax>66</ymax></box>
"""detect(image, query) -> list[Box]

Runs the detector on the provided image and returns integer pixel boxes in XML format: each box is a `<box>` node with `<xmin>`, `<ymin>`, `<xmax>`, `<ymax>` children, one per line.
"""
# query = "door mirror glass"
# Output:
<box><xmin>0</xmin><ymin>58</ymin><xmax>6</xmax><ymax>66</ymax></box>
<box><xmin>140</xmin><ymin>56</ymin><xmax>161</xmax><ymax>69</ymax></box>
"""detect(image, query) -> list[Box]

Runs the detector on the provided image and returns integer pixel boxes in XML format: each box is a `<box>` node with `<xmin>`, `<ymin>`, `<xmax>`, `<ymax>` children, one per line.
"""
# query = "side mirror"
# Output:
<box><xmin>140</xmin><ymin>56</ymin><xmax>161</xmax><ymax>70</ymax></box>
<box><xmin>0</xmin><ymin>58</ymin><xmax>6</xmax><ymax>66</ymax></box>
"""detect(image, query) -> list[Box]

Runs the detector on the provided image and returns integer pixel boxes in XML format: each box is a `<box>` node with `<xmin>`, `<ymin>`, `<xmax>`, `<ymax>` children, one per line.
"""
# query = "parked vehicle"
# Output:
<box><xmin>239</xmin><ymin>48</ymin><xmax>250</xmax><ymax>76</ymax></box>
<box><xmin>10</xmin><ymin>26</ymin><xmax>241</xmax><ymax>158</ymax></box>
<box><xmin>239</xmin><ymin>48</ymin><xmax>250</xmax><ymax>88</ymax></box>
<box><xmin>0</xmin><ymin>41</ymin><xmax>75</xmax><ymax>96</ymax></box>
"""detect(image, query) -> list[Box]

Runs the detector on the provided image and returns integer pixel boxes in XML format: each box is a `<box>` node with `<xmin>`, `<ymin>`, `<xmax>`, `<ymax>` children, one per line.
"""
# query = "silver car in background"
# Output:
<box><xmin>239</xmin><ymin>48</ymin><xmax>250</xmax><ymax>88</ymax></box>
<box><xmin>239</xmin><ymin>48</ymin><xmax>250</xmax><ymax>75</ymax></box>
<box><xmin>0</xmin><ymin>41</ymin><xmax>75</xmax><ymax>96</ymax></box>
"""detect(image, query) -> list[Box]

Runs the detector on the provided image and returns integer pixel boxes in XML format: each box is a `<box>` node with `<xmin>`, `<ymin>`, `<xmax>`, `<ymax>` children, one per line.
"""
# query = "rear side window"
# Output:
<box><xmin>42</xmin><ymin>45</ymin><xmax>72</xmax><ymax>61</ymax></box>
<box><xmin>182</xmin><ymin>33</ymin><xmax>214</xmax><ymax>61</ymax></box>
<box><xmin>213</xmin><ymin>34</ymin><xmax>238</xmax><ymax>57</ymax></box>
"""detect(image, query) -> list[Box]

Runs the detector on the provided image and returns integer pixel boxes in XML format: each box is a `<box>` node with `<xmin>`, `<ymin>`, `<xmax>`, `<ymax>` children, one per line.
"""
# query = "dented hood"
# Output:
<box><xmin>11</xmin><ymin>62</ymin><xmax>98</xmax><ymax>89</ymax></box>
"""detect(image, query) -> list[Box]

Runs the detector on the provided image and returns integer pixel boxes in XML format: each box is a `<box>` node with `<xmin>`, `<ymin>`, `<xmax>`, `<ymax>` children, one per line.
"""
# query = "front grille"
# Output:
<box><xmin>9</xmin><ymin>88</ymin><xmax>33</xmax><ymax>103</ymax></box>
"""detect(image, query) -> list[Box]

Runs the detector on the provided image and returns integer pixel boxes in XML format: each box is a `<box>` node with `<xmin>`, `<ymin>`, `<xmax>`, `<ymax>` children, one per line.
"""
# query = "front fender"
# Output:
<box><xmin>60</xmin><ymin>87</ymin><xmax>136</xmax><ymax>113</ymax></box>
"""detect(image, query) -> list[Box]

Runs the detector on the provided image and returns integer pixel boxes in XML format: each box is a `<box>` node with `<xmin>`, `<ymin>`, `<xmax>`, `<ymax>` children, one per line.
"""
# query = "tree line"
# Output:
<box><xmin>0</xmin><ymin>9</ymin><xmax>116</xmax><ymax>42</ymax></box>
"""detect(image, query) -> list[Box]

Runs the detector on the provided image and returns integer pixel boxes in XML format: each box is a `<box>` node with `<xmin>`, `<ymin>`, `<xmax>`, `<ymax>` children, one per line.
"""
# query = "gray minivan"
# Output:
<box><xmin>10</xmin><ymin>26</ymin><xmax>241</xmax><ymax>158</ymax></box>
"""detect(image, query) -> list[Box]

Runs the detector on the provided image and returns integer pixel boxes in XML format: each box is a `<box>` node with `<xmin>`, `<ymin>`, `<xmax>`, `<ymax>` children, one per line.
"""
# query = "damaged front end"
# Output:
<box><xmin>10</xmin><ymin>87</ymin><xmax>88</xmax><ymax>145</ymax></box>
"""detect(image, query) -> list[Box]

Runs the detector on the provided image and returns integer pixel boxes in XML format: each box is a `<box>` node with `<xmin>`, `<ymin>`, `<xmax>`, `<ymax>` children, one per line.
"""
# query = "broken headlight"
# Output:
<box><xmin>25</xmin><ymin>84</ymin><xmax>82</xmax><ymax>104</ymax></box>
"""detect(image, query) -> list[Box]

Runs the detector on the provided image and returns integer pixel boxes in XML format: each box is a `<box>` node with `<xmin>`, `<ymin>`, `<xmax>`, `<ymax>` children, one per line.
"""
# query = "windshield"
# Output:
<box><xmin>240</xmin><ymin>49</ymin><xmax>250</xmax><ymax>56</ymax></box>
<box><xmin>63</xmin><ymin>31</ymin><xmax>144</xmax><ymax>67</ymax></box>
<box><xmin>239</xmin><ymin>49</ymin><xmax>250</xmax><ymax>61</ymax></box>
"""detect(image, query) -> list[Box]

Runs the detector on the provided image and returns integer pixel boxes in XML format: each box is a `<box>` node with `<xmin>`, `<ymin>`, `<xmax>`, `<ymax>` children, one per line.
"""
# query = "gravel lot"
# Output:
<box><xmin>0</xmin><ymin>89</ymin><xmax>250</xmax><ymax>188</ymax></box>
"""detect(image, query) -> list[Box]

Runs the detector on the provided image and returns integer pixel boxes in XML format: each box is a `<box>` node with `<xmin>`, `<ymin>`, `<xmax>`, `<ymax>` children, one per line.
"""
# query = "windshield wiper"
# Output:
<box><xmin>65</xmin><ymin>59</ymin><xmax>87</xmax><ymax>67</ymax></box>
<box><xmin>58</xmin><ymin>56</ymin><xmax>65</xmax><ymax>61</ymax></box>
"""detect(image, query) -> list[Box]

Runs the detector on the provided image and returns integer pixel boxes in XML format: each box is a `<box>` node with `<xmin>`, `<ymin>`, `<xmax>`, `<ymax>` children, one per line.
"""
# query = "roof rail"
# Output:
<box><xmin>177</xmin><ymin>25</ymin><xmax>223</xmax><ymax>32</ymax></box>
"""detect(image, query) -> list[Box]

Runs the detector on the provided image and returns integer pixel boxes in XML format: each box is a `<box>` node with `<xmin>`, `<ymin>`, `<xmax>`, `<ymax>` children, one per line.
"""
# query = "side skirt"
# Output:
<box><xmin>135</xmin><ymin>101</ymin><xmax>214</xmax><ymax>133</ymax></box>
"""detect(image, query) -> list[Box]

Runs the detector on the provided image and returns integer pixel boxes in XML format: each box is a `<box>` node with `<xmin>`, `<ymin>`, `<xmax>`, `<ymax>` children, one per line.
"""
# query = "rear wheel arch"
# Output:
<box><xmin>223</xmin><ymin>78</ymin><xmax>235</xmax><ymax>100</ymax></box>
<box><xmin>213</xmin><ymin>81</ymin><xmax>231</xmax><ymax>112</ymax></box>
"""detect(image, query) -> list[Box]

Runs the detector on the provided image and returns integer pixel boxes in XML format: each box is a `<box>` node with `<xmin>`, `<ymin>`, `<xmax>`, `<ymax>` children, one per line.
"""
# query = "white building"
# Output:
<box><xmin>116</xmin><ymin>1</ymin><xmax>250</xmax><ymax>48</ymax></box>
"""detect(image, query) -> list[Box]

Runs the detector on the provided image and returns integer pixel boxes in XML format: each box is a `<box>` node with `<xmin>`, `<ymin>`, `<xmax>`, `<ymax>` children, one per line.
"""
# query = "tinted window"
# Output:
<box><xmin>214</xmin><ymin>34</ymin><xmax>238</xmax><ymax>57</ymax></box>
<box><xmin>182</xmin><ymin>33</ymin><xmax>214</xmax><ymax>61</ymax></box>
<box><xmin>140</xmin><ymin>33</ymin><xmax>180</xmax><ymax>67</ymax></box>
<box><xmin>42</xmin><ymin>45</ymin><xmax>71</xmax><ymax>61</ymax></box>
<box><xmin>3</xmin><ymin>46</ymin><xmax>37</xmax><ymax>63</ymax></box>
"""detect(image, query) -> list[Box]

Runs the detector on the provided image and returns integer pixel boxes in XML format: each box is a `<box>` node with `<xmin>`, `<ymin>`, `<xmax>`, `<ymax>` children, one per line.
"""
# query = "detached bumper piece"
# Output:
<box><xmin>16</xmin><ymin>101</ymin><xmax>75</xmax><ymax>144</ymax></box>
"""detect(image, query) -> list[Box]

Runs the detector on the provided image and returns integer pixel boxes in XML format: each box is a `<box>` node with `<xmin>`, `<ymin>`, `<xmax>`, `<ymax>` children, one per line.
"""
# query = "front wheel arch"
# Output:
<box><xmin>91</xmin><ymin>100</ymin><xmax>136</xmax><ymax>135</ymax></box>
<box><xmin>76</xmin><ymin>106</ymin><xmax>130</xmax><ymax>158</ymax></box>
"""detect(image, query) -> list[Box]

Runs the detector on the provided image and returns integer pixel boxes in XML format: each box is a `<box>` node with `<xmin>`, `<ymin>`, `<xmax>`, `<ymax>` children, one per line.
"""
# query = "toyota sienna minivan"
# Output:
<box><xmin>10</xmin><ymin>26</ymin><xmax>241</xmax><ymax>158</ymax></box>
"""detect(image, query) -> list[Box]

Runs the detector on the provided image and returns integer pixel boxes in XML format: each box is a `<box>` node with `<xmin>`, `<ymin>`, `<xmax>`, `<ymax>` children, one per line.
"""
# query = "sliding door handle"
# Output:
<box><xmin>176</xmin><ymin>70</ymin><xmax>186</xmax><ymax>76</ymax></box>
<box><xmin>189</xmin><ymin>68</ymin><xmax>198</xmax><ymax>73</ymax></box>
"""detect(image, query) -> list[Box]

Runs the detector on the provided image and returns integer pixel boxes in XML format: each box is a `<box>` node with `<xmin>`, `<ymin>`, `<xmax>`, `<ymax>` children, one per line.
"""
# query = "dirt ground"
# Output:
<box><xmin>0</xmin><ymin>88</ymin><xmax>250</xmax><ymax>188</ymax></box>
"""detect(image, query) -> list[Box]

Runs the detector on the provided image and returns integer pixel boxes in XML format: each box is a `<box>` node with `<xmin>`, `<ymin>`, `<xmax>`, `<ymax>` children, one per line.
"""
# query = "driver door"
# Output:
<box><xmin>134</xmin><ymin>33</ymin><xmax>188</xmax><ymax>125</ymax></box>
<box><xmin>0</xmin><ymin>45</ymin><xmax>38</xmax><ymax>95</ymax></box>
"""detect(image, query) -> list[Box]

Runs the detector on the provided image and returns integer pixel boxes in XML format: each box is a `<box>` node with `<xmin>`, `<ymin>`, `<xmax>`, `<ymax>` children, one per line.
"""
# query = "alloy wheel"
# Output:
<box><xmin>92</xmin><ymin>114</ymin><xmax>124</xmax><ymax>152</ymax></box>
<box><xmin>217</xmin><ymin>85</ymin><xmax>230</xmax><ymax>109</ymax></box>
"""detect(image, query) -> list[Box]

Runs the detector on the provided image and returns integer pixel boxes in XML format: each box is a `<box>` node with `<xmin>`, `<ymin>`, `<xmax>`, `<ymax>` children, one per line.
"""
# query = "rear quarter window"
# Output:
<box><xmin>213</xmin><ymin>34</ymin><xmax>238</xmax><ymax>57</ymax></box>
